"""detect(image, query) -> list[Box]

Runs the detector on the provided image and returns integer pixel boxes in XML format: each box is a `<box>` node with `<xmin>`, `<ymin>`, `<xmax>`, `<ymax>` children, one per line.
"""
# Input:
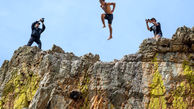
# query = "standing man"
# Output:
<box><xmin>27</xmin><ymin>18</ymin><xmax>46</xmax><ymax>49</ymax></box>
<box><xmin>100</xmin><ymin>0</ymin><xmax>116</xmax><ymax>40</ymax></box>
<box><xmin>146</xmin><ymin>18</ymin><xmax>163</xmax><ymax>40</ymax></box>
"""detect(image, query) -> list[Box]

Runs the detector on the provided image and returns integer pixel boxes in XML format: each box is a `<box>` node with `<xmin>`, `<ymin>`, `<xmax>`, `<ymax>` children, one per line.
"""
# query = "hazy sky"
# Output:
<box><xmin>0</xmin><ymin>0</ymin><xmax>193</xmax><ymax>66</ymax></box>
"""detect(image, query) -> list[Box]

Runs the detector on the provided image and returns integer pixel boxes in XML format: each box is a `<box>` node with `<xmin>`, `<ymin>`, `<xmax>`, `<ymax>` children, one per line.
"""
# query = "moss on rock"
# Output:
<box><xmin>0</xmin><ymin>68</ymin><xmax>40</xmax><ymax>109</ymax></box>
<box><xmin>172</xmin><ymin>62</ymin><xmax>194</xmax><ymax>109</ymax></box>
<box><xmin>78</xmin><ymin>71</ymin><xmax>90</xmax><ymax>109</ymax></box>
<box><xmin>148</xmin><ymin>54</ymin><xmax>167</xmax><ymax>109</ymax></box>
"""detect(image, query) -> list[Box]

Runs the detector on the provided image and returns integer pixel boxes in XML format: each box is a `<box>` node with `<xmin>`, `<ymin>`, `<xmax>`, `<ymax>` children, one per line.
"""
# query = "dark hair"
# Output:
<box><xmin>151</xmin><ymin>18</ymin><xmax>157</xmax><ymax>22</ymax></box>
<box><xmin>99</xmin><ymin>0</ymin><xmax>105</xmax><ymax>3</ymax></box>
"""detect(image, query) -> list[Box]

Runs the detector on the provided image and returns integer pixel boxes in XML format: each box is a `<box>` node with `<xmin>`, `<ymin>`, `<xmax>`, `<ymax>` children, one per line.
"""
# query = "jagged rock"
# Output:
<box><xmin>0</xmin><ymin>26</ymin><xmax>193</xmax><ymax>109</ymax></box>
<box><xmin>51</xmin><ymin>44</ymin><xmax>65</xmax><ymax>54</ymax></box>
<box><xmin>121</xmin><ymin>54</ymin><xmax>142</xmax><ymax>62</ymax></box>
<box><xmin>192</xmin><ymin>44</ymin><xmax>194</xmax><ymax>51</ymax></box>
<box><xmin>139</xmin><ymin>26</ymin><xmax>193</xmax><ymax>62</ymax></box>
<box><xmin>0</xmin><ymin>60</ymin><xmax>9</xmax><ymax>85</ymax></box>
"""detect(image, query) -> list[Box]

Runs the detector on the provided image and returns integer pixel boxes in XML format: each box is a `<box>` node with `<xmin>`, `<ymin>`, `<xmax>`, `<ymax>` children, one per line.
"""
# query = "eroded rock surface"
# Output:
<box><xmin>0</xmin><ymin>26</ymin><xmax>193</xmax><ymax>109</ymax></box>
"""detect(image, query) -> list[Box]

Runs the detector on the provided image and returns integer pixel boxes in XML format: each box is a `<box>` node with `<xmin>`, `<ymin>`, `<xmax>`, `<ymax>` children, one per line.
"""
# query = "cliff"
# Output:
<box><xmin>0</xmin><ymin>26</ymin><xmax>193</xmax><ymax>109</ymax></box>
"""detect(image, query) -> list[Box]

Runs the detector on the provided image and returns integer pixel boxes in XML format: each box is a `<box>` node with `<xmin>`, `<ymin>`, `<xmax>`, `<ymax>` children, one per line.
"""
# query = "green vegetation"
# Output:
<box><xmin>148</xmin><ymin>54</ymin><xmax>167</xmax><ymax>109</ymax></box>
<box><xmin>0</xmin><ymin>66</ymin><xmax>40</xmax><ymax>109</ymax></box>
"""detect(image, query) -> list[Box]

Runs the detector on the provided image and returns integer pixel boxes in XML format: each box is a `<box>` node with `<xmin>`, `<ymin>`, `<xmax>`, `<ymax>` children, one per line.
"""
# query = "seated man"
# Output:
<box><xmin>146</xmin><ymin>18</ymin><xmax>163</xmax><ymax>40</ymax></box>
<box><xmin>100</xmin><ymin>0</ymin><xmax>116</xmax><ymax>40</ymax></box>
<box><xmin>27</xmin><ymin>18</ymin><xmax>46</xmax><ymax>49</ymax></box>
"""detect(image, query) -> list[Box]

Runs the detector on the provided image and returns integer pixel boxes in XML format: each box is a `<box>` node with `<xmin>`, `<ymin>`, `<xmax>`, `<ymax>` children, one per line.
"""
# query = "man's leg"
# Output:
<box><xmin>101</xmin><ymin>14</ymin><xmax>106</xmax><ymax>28</ymax></box>
<box><xmin>107</xmin><ymin>24</ymin><xmax>112</xmax><ymax>40</ymax></box>
<box><xmin>155</xmin><ymin>34</ymin><xmax>161</xmax><ymax>41</ymax></box>
<box><xmin>27</xmin><ymin>37</ymin><xmax>34</xmax><ymax>46</ymax></box>
<box><xmin>35</xmin><ymin>39</ymin><xmax>42</xmax><ymax>49</ymax></box>
<box><xmin>152</xmin><ymin>35</ymin><xmax>157</xmax><ymax>40</ymax></box>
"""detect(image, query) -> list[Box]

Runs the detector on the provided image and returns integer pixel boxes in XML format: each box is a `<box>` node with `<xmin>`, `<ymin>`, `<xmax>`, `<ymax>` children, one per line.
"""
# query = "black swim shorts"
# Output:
<box><xmin>105</xmin><ymin>14</ymin><xmax>113</xmax><ymax>24</ymax></box>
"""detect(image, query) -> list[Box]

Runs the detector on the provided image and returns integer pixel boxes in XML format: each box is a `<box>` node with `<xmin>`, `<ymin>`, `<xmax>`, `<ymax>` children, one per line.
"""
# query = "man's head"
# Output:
<box><xmin>35</xmin><ymin>22</ymin><xmax>40</xmax><ymax>28</ymax></box>
<box><xmin>151</xmin><ymin>18</ymin><xmax>157</xmax><ymax>23</ymax></box>
<box><xmin>100</xmin><ymin>0</ymin><xmax>105</xmax><ymax>5</ymax></box>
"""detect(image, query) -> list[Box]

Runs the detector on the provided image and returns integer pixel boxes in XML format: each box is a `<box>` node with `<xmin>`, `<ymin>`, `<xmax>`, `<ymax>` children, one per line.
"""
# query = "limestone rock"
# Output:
<box><xmin>51</xmin><ymin>44</ymin><xmax>65</xmax><ymax>54</ymax></box>
<box><xmin>0</xmin><ymin>26</ymin><xmax>193</xmax><ymax>109</ymax></box>
<box><xmin>139</xmin><ymin>26</ymin><xmax>194</xmax><ymax>62</ymax></box>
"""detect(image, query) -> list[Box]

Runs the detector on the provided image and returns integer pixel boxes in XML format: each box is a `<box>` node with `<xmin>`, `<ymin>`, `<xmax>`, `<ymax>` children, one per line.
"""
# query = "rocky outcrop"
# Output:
<box><xmin>0</xmin><ymin>26</ymin><xmax>193</xmax><ymax>109</ymax></box>
<box><xmin>139</xmin><ymin>26</ymin><xmax>194</xmax><ymax>62</ymax></box>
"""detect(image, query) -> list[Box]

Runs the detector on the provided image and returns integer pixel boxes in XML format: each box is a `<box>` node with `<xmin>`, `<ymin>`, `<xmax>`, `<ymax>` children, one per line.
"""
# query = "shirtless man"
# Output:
<box><xmin>100</xmin><ymin>0</ymin><xmax>116</xmax><ymax>40</ymax></box>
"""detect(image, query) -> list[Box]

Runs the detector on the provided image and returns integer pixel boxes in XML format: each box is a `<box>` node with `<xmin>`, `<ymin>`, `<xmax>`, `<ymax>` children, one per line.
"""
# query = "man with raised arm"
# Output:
<box><xmin>146</xmin><ymin>18</ymin><xmax>163</xmax><ymax>41</ymax></box>
<box><xmin>100</xmin><ymin>0</ymin><xmax>116</xmax><ymax>40</ymax></box>
<box><xmin>27</xmin><ymin>18</ymin><xmax>46</xmax><ymax>49</ymax></box>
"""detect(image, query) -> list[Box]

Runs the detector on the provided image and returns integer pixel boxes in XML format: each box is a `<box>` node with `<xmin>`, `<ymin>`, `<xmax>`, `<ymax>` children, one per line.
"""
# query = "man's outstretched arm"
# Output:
<box><xmin>41</xmin><ymin>22</ymin><xmax>46</xmax><ymax>33</ymax></box>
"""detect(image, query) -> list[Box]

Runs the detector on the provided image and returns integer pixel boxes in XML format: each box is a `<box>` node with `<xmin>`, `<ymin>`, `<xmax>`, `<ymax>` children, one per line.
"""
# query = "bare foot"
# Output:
<box><xmin>107</xmin><ymin>36</ymin><xmax>112</xmax><ymax>40</ymax></box>
<box><xmin>103</xmin><ymin>25</ymin><xmax>106</xmax><ymax>28</ymax></box>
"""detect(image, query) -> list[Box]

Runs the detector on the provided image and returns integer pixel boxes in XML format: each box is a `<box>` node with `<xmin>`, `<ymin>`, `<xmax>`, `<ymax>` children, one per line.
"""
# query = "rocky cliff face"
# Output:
<box><xmin>0</xmin><ymin>26</ymin><xmax>193</xmax><ymax>109</ymax></box>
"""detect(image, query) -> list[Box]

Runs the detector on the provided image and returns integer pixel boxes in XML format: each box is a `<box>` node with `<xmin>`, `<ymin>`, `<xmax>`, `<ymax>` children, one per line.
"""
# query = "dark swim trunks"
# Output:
<box><xmin>105</xmin><ymin>14</ymin><xmax>113</xmax><ymax>24</ymax></box>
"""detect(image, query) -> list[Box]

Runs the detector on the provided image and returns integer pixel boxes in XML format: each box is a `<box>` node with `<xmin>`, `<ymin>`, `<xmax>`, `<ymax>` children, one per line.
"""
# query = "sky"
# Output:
<box><xmin>0</xmin><ymin>0</ymin><xmax>194</xmax><ymax>66</ymax></box>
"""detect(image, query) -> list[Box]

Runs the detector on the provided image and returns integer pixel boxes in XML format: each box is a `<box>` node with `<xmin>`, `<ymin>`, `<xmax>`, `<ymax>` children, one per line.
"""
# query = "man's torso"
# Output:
<box><xmin>151</xmin><ymin>22</ymin><xmax>162</xmax><ymax>36</ymax></box>
<box><xmin>31</xmin><ymin>28</ymin><xmax>42</xmax><ymax>38</ymax></box>
<box><xmin>102</xmin><ymin>3</ymin><xmax>112</xmax><ymax>14</ymax></box>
